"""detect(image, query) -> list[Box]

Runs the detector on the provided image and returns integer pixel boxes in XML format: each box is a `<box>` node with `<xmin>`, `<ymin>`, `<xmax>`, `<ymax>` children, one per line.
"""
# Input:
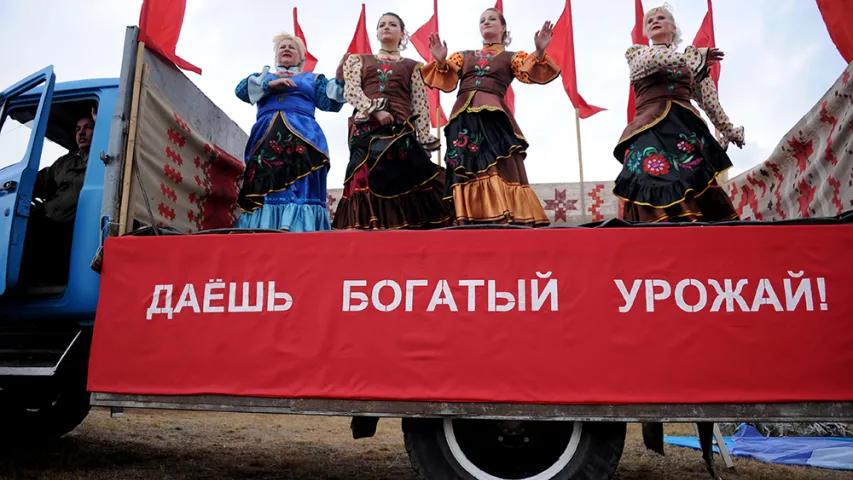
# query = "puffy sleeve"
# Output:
<box><xmin>626</xmin><ymin>44</ymin><xmax>691</xmax><ymax>81</ymax></box>
<box><xmin>344</xmin><ymin>54</ymin><xmax>387</xmax><ymax>123</ymax></box>
<box><xmin>235</xmin><ymin>66</ymin><xmax>271</xmax><ymax>105</ymax></box>
<box><xmin>511</xmin><ymin>51</ymin><xmax>561</xmax><ymax>85</ymax></box>
<box><xmin>326</xmin><ymin>79</ymin><xmax>346</xmax><ymax>105</ymax></box>
<box><xmin>313</xmin><ymin>74</ymin><xmax>344</xmax><ymax>113</ymax></box>
<box><xmin>410</xmin><ymin>65</ymin><xmax>440</xmax><ymax>150</ymax></box>
<box><xmin>691</xmin><ymin>76</ymin><xmax>744</xmax><ymax>149</ymax></box>
<box><xmin>421</xmin><ymin>52</ymin><xmax>465</xmax><ymax>92</ymax></box>
<box><xmin>682</xmin><ymin>45</ymin><xmax>710</xmax><ymax>83</ymax></box>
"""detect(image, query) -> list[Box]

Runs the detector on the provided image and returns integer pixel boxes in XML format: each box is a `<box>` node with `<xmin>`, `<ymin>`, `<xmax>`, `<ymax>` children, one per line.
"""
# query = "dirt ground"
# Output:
<box><xmin>1</xmin><ymin>408</ymin><xmax>851</xmax><ymax>480</ymax></box>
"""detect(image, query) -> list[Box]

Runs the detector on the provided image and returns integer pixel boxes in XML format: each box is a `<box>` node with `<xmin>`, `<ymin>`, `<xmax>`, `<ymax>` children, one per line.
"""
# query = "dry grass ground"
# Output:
<box><xmin>1</xmin><ymin>408</ymin><xmax>850</xmax><ymax>479</ymax></box>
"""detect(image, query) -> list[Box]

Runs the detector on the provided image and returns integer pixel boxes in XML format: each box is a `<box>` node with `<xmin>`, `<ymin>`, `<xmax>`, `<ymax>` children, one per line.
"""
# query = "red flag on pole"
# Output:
<box><xmin>494</xmin><ymin>0</ymin><xmax>516</xmax><ymax>114</ymax></box>
<box><xmin>411</xmin><ymin>0</ymin><xmax>448</xmax><ymax>127</ymax></box>
<box><xmin>347</xmin><ymin>4</ymin><xmax>373</xmax><ymax>55</ymax></box>
<box><xmin>550</xmin><ymin>0</ymin><xmax>605</xmax><ymax>118</ymax></box>
<box><xmin>293</xmin><ymin>8</ymin><xmax>319</xmax><ymax>73</ymax></box>
<box><xmin>692</xmin><ymin>0</ymin><xmax>719</xmax><ymax>89</ymax></box>
<box><xmin>627</xmin><ymin>0</ymin><xmax>648</xmax><ymax>122</ymax></box>
<box><xmin>817</xmin><ymin>0</ymin><xmax>853</xmax><ymax>62</ymax></box>
<box><xmin>138</xmin><ymin>0</ymin><xmax>201</xmax><ymax>74</ymax></box>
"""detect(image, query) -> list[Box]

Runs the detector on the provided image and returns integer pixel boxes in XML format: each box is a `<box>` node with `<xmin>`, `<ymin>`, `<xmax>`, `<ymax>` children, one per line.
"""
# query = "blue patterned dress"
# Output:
<box><xmin>235</xmin><ymin>66</ymin><xmax>344</xmax><ymax>231</ymax></box>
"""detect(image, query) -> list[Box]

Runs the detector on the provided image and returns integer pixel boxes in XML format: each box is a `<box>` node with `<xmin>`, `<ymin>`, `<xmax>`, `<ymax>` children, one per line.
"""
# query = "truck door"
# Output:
<box><xmin>0</xmin><ymin>67</ymin><xmax>56</xmax><ymax>294</ymax></box>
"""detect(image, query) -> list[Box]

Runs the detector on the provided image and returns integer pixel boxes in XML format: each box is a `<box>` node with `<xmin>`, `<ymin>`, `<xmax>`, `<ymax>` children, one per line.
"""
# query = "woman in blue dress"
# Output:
<box><xmin>235</xmin><ymin>32</ymin><xmax>346</xmax><ymax>231</ymax></box>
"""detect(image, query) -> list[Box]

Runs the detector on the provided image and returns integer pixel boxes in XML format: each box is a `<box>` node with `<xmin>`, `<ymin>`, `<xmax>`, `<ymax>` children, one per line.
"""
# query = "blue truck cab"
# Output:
<box><xmin>0</xmin><ymin>68</ymin><xmax>119</xmax><ymax>441</ymax></box>
<box><xmin>0</xmin><ymin>24</ymin><xmax>249</xmax><ymax>442</ymax></box>
<box><xmin>0</xmin><ymin>75</ymin><xmax>118</xmax><ymax>315</ymax></box>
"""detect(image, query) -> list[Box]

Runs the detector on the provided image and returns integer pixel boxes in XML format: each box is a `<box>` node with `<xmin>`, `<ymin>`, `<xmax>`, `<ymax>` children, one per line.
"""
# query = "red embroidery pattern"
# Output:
<box><xmin>819</xmin><ymin>100</ymin><xmax>839</xmax><ymax>166</ymax></box>
<box><xmin>473</xmin><ymin>50</ymin><xmax>495</xmax><ymax>87</ymax></box>
<box><xmin>190</xmin><ymin>143</ymin><xmax>244</xmax><ymax>230</ymax></box>
<box><xmin>827</xmin><ymin>175</ymin><xmax>843</xmax><ymax>213</ymax></box>
<box><xmin>166</xmin><ymin>146</ymin><xmax>183</xmax><ymax>166</ymax></box>
<box><xmin>158</xmin><ymin>203</ymin><xmax>176</xmax><ymax>221</ymax></box>
<box><xmin>588</xmin><ymin>184</ymin><xmax>606</xmax><ymax>222</ymax></box>
<box><xmin>164</xmin><ymin>165</ymin><xmax>183</xmax><ymax>183</ymax></box>
<box><xmin>160</xmin><ymin>183</ymin><xmax>178</xmax><ymax>202</ymax></box>
<box><xmin>734</xmin><ymin>171</ymin><xmax>768</xmax><ymax>220</ymax></box>
<box><xmin>767</xmin><ymin>163</ymin><xmax>787</xmax><ymax>220</ymax></box>
<box><xmin>788</xmin><ymin>137</ymin><xmax>814</xmax><ymax>175</ymax></box>
<box><xmin>167</xmin><ymin>127</ymin><xmax>187</xmax><ymax>148</ymax></box>
<box><xmin>326</xmin><ymin>193</ymin><xmax>337</xmax><ymax>223</ymax></box>
<box><xmin>376</xmin><ymin>60</ymin><xmax>394</xmax><ymax>93</ymax></box>
<box><xmin>173</xmin><ymin>113</ymin><xmax>191</xmax><ymax>134</ymax></box>
<box><xmin>736</xmin><ymin>183</ymin><xmax>761</xmax><ymax>221</ymax></box>
<box><xmin>796</xmin><ymin>177</ymin><xmax>817</xmax><ymax>217</ymax></box>
<box><xmin>543</xmin><ymin>189</ymin><xmax>578</xmax><ymax>223</ymax></box>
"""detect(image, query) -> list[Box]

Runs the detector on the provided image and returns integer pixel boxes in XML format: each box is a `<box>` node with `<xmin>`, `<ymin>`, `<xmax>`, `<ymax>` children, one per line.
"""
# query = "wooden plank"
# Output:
<box><xmin>116</xmin><ymin>41</ymin><xmax>146</xmax><ymax>236</ymax></box>
<box><xmin>90</xmin><ymin>393</ymin><xmax>853</xmax><ymax>422</ymax></box>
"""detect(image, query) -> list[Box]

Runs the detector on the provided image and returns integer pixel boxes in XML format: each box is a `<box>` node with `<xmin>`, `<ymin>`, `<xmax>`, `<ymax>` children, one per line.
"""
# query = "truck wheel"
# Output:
<box><xmin>0</xmin><ymin>378</ymin><xmax>91</xmax><ymax>444</ymax></box>
<box><xmin>403</xmin><ymin>419</ymin><xmax>625</xmax><ymax>480</ymax></box>
<box><xmin>0</xmin><ymin>388</ymin><xmax>90</xmax><ymax>444</ymax></box>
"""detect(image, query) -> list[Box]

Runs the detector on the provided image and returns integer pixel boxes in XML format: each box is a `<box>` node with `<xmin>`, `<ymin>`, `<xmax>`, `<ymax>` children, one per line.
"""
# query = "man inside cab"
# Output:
<box><xmin>20</xmin><ymin>108</ymin><xmax>96</xmax><ymax>288</ymax></box>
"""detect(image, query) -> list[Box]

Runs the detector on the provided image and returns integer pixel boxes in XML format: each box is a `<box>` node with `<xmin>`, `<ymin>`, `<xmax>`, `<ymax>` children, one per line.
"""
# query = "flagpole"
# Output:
<box><xmin>435</xmin><ymin>105</ymin><xmax>443</xmax><ymax>166</ymax></box>
<box><xmin>575</xmin><ymin>108</ymin><xmax>586</xmax><ymax>223</ymax></box>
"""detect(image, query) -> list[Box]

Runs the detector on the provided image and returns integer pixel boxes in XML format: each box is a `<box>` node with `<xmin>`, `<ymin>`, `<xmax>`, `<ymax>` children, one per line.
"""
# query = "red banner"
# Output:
<box><xmin>88</xmin><ymin>225</ymin><xmax>853</xmax><ymax>404</ymax></box>
<box><xmin>138</xmin><ymin>0</ymin><xmax>201</xmax><ymax>74</ymax></box>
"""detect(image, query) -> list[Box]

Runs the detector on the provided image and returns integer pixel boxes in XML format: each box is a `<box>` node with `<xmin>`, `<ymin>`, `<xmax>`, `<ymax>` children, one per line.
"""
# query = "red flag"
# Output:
<box><xmin>494</xmin><ymin>0</ymin><xmax>516</xmax><ymax>114</ymax></box>
<box><xmin>550</xmin><ymin>0</ymin><xmax>605</xmax><ymax>118</ymax></box>
<box><xmin>692</xmin><ymin>0</ymin><xmax>720</xmax><ymax>89</ymax></box>
<box><xmin>293</xmin><ymin>8</ymin><xmax>319</xmax><ymax>73</ymax></box>
<box><xmin>411</xmin><ymin>0</ymin><xmax>448</xmax><ymax>127</ymax></box>
<box><xmin>347</xmin><ymin>4</ymin><xmax>373</xmax><ymax>55</ymax></box>
<box><xmin>138</xmin><ymin>0</ymin><xmax>201</xmax><ymax>74</ymax></box>
<box><xmin>627</xmin><ymin>0</ymin><xmax>648</xmax><ymax>122</ymax></box>
<box><xmin>816</xmin><ymin>0</ymin><xmax>853</xmax><ymax>62</ymax></box>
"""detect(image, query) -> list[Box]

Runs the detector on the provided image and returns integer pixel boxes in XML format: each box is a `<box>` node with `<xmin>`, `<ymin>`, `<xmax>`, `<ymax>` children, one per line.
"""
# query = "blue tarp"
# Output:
<box><xmin>664</xmin><ymin>424</ymin><xmax>853</xmax><ymax>471</ymax></box>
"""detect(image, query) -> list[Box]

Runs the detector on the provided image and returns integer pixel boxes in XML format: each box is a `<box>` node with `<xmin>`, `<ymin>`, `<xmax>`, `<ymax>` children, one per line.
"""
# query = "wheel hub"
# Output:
<box><xmin>444</xmin><ymin>419</ymin><xmax>583</xmax><ymax>480</ymax></box>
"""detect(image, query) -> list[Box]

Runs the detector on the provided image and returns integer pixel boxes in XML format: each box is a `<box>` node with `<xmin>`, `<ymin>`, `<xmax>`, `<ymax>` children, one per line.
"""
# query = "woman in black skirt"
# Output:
<box><xmin>614</xmin><ymin>4</ymin><xmax>744</xmax><ymax>223</ymax></box>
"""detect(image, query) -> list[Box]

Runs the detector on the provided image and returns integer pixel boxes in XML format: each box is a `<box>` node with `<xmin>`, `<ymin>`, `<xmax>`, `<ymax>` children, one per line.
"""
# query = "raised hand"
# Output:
<box><xmin>534</xmin><ymin>21</ymin><xmax>554</xmax><ymax>55</ymax></box>
<box><xmin>706</xmin><ymin>48</ymin><xmax>725</xmax><ymax>66</ymax></box>
<box><xmin>428</xmin><ymin>32</ymin><xmax>448</xmax><ymax>66</ymax></box>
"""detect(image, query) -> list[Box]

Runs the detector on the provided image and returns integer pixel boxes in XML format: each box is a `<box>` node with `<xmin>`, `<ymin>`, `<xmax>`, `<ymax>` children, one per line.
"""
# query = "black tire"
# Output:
<box><xmin>403</xmin><ymin>419</ymin><xmax>625</xmax><ymax>480</ymax></box>
<box><xmin>0</xmin><ymin>378</ymin><xmax>91</xmax><ymax>445</ymax></box>
<box><xmin>0</xmin><ymin>327</ymin><xmax>93</xmax><ymax>445</ymax></box>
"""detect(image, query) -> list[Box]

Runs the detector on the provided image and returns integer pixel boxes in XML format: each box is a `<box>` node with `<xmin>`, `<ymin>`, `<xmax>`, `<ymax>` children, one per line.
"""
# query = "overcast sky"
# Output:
<box><xmin>0</xmin><ymin>0</ymin><xmax>847</xmax><ymax>189</ymax></box>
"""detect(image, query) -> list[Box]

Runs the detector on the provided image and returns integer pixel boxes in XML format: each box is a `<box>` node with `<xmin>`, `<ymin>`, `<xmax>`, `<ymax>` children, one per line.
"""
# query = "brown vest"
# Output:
<box><xmin>359</xmin><ymin>55</ymin><xmax>420</xmax><ymax>121</ymax></box>
<box><xmin>619</xmin><ymin>65</ymin><xmax>701</xmax><ymax>144</ymax></box>
<box><xmin>458</xmin><ymin>49</ymin><xmax>515</xmax><ymax>98</ymax></box>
